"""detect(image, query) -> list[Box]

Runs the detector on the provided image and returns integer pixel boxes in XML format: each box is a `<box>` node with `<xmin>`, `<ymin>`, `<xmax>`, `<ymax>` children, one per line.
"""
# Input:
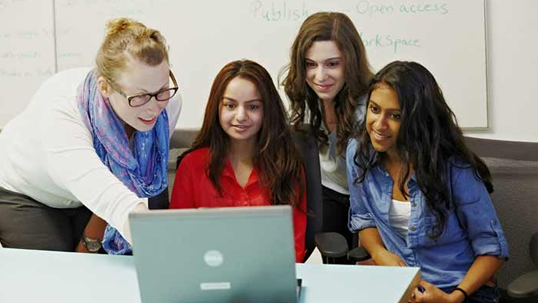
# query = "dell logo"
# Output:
<box><xmin>204</xmin><ymin>250</ymin><xmax>224</xmax><ymax>267</ymax></box>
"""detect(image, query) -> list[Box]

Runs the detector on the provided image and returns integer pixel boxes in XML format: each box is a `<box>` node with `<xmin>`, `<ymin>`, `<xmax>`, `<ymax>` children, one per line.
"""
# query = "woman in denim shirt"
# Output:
<box><xmin>347</xmin><ymin>61</ymin><xmax>509</xmax><ymax>303</ymax></box>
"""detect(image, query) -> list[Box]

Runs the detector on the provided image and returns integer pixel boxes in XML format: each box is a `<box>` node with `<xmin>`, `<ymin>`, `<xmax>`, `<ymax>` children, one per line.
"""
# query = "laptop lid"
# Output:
<box><xmin>129</xmin><ymin>205</ymin><xmax>298</xmax><ymax>303</ymax></box>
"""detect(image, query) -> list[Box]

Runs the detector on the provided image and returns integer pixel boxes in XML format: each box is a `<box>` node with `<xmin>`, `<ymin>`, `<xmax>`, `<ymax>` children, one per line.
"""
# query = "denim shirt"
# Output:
<box><xmin>346</xmin><ymin>139</ymin><xmax>509</xmax><ymax>290</ymax></box>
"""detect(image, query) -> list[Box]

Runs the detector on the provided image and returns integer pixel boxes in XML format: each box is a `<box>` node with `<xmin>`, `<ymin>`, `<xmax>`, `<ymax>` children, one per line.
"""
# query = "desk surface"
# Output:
<box><xmin>0</xmin><ymin>248</ymin><xmax>420</xmax><ymax>303</ymax></box>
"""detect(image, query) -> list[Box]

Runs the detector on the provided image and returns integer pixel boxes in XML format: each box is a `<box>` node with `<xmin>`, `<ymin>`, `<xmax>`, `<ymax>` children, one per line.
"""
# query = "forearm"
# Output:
<box><xmin>454</xmin><ymin>255</ymin><xmax>504</xmax><ymax>298</ymax></box>
<box><xmin>121</xmin><ymin>202</ymin><xmax>147</xmax><ymax>245</ymax></box>
<box><xmin>359</xmin><ymin>227</ymin><xmax>408</xmax><ymax>267</ymax></box>
<box><xmin>75</xmin><ymin>214</ymin><xmax>107</xmax><ymax>252</ymax></box>
<box><xmin>359</xmin><ymin>228</ymin><xmax>387</xmax><ymax>258</ymax></box>
<box><xmin>412</xmin><ymin>256</ymin><xmax>503</xmax><ymax>303</ymax></box>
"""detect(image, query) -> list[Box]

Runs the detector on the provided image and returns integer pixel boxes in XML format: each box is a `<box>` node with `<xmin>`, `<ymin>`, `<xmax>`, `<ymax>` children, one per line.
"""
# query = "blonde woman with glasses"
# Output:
<box><xmin>0</xmin><ymin>18</ymin><xmax>181</xmax><ymax>255</ymax></box>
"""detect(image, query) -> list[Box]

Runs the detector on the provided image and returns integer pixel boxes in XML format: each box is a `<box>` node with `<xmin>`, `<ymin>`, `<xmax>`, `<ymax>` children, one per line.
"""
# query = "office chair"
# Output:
<box><xmin>290</xmin><ymin>126</ymin><xmax>370</xmax><ymax>264</ymax></box>
<box><xmin>314</xmin><ymin>232</ymin><xmax>370</xmax><ymax>264</ymax></box>
<box><xmin>506</xmin><ymin>232</ymin><xmax>538</xmax><ymax>301</ymax></box>
<box><xmin>290</xmin><ymin>128</ymin><xmax>323</xmax><ymax>262</ymax></box>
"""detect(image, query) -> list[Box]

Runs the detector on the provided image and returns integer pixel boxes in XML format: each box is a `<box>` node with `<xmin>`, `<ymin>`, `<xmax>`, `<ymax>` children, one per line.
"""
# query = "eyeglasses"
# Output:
<box><xmin>106</xmin><ymin>70</ymin><xmax>179</xmax><ymax>108</ymax></box>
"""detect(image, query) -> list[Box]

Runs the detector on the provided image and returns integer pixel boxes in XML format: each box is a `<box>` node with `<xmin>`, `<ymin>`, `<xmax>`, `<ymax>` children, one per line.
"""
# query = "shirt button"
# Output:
<box><xmin>411</xmin><ymin>202</ymin><xmax>416</xmax><ymax>207</ymax></box>
<box><xmin>409</xmin><ymin>225</ymin><xmax>416</xmax><ymax>232</ymax></box>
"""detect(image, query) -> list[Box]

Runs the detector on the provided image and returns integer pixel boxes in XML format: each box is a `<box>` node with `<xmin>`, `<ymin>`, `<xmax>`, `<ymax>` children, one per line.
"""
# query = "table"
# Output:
<box><xmin>0</xmin><ymin>248</ymin><xmax>420</xmax><ymax>303</ymax></box>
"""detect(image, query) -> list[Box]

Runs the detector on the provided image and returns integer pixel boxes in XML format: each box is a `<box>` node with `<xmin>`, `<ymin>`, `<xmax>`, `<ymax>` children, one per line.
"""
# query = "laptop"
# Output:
<box><xmin>129</xmin><ymin>205</ymin><xmax>299</xmax><ymax>303</ymax></box>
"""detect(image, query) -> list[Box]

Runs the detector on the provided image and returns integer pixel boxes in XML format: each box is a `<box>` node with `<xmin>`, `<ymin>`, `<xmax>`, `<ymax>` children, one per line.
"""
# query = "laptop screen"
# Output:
<box><xmin>130</xmin><ymin>205</ymin><xmax>298</xmax><ymax>303</ymax></box>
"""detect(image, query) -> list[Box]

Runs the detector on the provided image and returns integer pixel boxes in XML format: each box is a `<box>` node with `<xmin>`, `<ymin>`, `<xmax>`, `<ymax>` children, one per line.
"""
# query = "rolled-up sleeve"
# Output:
<box><xmin>346</xmin><ymin>139</ymin><xmax>376</xmax><ymax>232</ymax></box>
<box><xmin>451</xmin><ymin>165</ymin><xmax>509</xmax><ymax>259</ymax></box>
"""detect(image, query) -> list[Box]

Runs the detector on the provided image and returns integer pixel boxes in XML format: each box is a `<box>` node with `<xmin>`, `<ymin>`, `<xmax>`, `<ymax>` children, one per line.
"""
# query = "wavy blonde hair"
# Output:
<box><xmin>96</xmin><ymin>18</ymin><xmax>169</xmax><ymax>82</ymax></box>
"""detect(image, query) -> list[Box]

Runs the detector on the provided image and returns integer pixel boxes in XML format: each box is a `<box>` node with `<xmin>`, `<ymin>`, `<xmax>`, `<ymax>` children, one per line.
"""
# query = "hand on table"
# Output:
<box><xmin>372</xmin><ymin>249</ymin><xmax>407</xmax><ymax>266</ymax></box>
<box><xmin>409</xmin><ymin>280</ymin><xmax>465</xmax><ymax>303</ymax></box>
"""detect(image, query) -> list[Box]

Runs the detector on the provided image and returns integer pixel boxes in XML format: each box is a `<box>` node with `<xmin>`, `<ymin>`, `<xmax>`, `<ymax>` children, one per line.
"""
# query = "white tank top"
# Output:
<box><xmin>389</xmin><ymin>199</ymin><xmax>411</xmax><ymax>238</ymax></box>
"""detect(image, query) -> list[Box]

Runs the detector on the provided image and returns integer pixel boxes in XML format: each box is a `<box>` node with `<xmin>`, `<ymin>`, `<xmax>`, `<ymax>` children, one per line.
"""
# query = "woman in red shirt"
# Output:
<box><xmin>170</xmin><ymin>60</ymin><xmax>307</xmax><ymax>262</ymax></box>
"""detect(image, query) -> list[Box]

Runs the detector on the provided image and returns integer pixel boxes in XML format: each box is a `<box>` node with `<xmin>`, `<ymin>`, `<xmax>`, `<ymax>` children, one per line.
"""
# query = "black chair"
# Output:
<box><xmin>290</xmin><ymin>129</ymin><xmax>323</xmax><ymax>262</ymax></box>
<box><xmin>314</xmin><ymin>231</ymin><xmax>370</xmax><ymax>264</ymax></box>
<box><xmin>290</xmin><ymin>127</ymin><xmax>370</xmax><ymax>264</ymax></box>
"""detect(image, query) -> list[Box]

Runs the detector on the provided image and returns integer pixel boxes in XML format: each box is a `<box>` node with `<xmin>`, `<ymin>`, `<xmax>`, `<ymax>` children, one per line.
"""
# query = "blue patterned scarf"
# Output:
<box><xmin>77</xmin><ymin>69</ymin><xmax>169</xmax><ymax>254</ymax></box>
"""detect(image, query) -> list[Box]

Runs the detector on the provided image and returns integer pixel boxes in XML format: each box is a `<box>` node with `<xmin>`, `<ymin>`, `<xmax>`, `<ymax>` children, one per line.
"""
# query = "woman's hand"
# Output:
<box><xmin>409</xmin><ymin>280</ymin><xmax>465</xmax><ymax>303</ymax></box>
<box><xmin>371</xmin><ymin>249</ymin><xmax>407</xmax><ymax>266</ymax></box>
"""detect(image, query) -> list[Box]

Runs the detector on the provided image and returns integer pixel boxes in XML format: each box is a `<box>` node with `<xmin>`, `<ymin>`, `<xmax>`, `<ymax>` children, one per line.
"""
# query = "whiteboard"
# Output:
<box><xmin>0</xmin><ymin>0</ymin><xmax>55</xmax><ymax>127</ymax></box>
<box><xmin>1</xmin><ymin>0</ymin><xmax>488</xmax><ymax>129</ymax></box>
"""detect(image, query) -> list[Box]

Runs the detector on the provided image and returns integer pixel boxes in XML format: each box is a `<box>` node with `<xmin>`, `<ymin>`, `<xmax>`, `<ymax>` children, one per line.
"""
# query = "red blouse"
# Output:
<box><xmin>170</xmin><ymin>147</ymin><xmax>306</xmax><ymax>262</ymax></box>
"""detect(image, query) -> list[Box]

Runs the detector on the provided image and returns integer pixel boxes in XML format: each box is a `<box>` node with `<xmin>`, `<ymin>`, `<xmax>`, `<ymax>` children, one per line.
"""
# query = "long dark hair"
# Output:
<box><xmin>281</xmin><ymin>12</ymin><xmax>373</xmax><ymax>155</ymax></box>
<box><xmin>353</xmin><ymin>61</ymin><xmax>493</xmax><ymax>238</ymax></box>
<box><xmin>183</xmin><ymin>59</ymin><xmax>305</xmax><ymax>208</ymax></box>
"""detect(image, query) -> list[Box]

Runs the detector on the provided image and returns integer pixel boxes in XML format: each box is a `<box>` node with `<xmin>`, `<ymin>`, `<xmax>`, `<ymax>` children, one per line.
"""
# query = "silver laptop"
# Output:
<box><xmin>129</xmin><ymin>205</ymin><xmax>299</xmax><ymax>303</ymax></box>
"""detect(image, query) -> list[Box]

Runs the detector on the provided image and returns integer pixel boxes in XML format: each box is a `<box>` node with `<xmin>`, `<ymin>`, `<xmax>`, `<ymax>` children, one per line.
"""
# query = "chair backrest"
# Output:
<box><xmin>168</xmin><ymin>129</ymin><xmax>199</xmax><ymax>199</ymax></box>
<box><xmin>291</xmin><ymin>127</ymin><xmax>323</xmax><ymax>262</ymax></box>
<box><xmin>170</xmin><ymin>129</ymin><xmax>199</xmax><ymax>152</ymax></box>
<box><xmin>465</xmin><ymin>137</ymin><xmax>538</xmax><ymax>288</ymax></box>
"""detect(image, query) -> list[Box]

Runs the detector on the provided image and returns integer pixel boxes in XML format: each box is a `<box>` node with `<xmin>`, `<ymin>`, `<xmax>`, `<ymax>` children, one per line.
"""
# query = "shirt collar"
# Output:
<box><xmin>373</xmin><ymin>162</ymin><xmax>418</xmax><ymax>183</ymax></box>
<box><xmin>222</xmin><ymin>157</ymin><xmax>259</xmax><ymax>187</ymax></box>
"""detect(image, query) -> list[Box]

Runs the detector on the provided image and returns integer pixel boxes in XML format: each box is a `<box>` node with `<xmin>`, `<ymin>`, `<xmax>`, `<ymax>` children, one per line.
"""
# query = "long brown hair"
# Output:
<box><xmin>281</xmin><ymin>12</ymin><xmax>373</xmax><ymax>155</ymax></box>
<box><xmin>189</xmin><ymin>59</ymin><xmax>305</xmax><ymax>208</ymax></box>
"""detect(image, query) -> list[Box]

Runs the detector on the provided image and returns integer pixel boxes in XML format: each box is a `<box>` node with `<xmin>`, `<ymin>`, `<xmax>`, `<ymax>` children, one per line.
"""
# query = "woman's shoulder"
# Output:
<box><xmin>44</xmin><ymin>68</ymin><xmax>92</xmax><ymax>91</ymax></box>
<box><xmin>178</xmin><ymin>147</ymin><xmax>210</xmax><ymax>169</ymax></box>
<box><xmin>166</xmin><ymin>82</ymin><xmax>182</xmax><ymax>130</ymax></box>
<box><xmin>32</xmin><ymin>68</ymin><xmax>92</xmax><ymax>103</ymax></box>
<box><xmin>346</xmin><ymin>137</ymin><xmax>359</xmax><ymax>157</ymax></box>
<box><xmin>445</xmin><ymin>156</ymin><xmax>481</xmax><ymax>185</ymax></box>
<box><xmin>188</xmin><ymin>147</ymin><xmax>210</xmax><ymax>156</ymax></box>
<box><xmin>346</xmin><ymin>138</ymin><xmax>364</xmax><ymax>174</ymax></box>
<box><xmin>447</xmin><ymin>156</ymin><xmax>474</xmax><ymax>171</ymax></box>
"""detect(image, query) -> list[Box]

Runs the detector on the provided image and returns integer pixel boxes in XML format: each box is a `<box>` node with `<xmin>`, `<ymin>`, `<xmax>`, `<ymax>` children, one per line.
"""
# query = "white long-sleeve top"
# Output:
<box><xmin>319</xmin><ymin>96</ymin><xmax>367</xmax><ymax>195</ymax></box>
<box><xmin>0</xmin><ymin>68</ymin><xmax>182</xmax><ymax>237</ymax></box>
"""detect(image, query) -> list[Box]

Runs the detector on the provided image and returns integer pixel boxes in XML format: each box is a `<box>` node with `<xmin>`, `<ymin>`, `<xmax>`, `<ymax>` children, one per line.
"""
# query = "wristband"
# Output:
<box><xmin>453</xmin><ymin>287</ymin><xmax>469</xmax><ymax>301</ymax></box>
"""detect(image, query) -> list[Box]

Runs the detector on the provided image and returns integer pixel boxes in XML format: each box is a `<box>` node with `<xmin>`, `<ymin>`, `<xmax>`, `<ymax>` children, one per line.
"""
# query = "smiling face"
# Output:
<box><xmin>366</xmin><ymin>83</ymin><xmax>402</xmax><ymax>160</ymax></box>
<box><xmin>305</xmin><ymin>40</ymin><xmax>346</xmax><ymax>104</ymax></box>
<box><xmin>100</xmin><ymin>58</ymin><xmax>171</xmax><ymax>134</ymax></box>
<box><xmin>219</xmin><ymin>77</ymin><xmax>264</xmax><ymax>148</ymax></box>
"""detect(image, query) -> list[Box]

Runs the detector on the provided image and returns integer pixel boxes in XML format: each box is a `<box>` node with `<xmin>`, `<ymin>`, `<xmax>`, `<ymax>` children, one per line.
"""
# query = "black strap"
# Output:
<box><xmin>453</xmin><ymin>287</ymin><xmax>469</xmax><ymax>301</ymax></box>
